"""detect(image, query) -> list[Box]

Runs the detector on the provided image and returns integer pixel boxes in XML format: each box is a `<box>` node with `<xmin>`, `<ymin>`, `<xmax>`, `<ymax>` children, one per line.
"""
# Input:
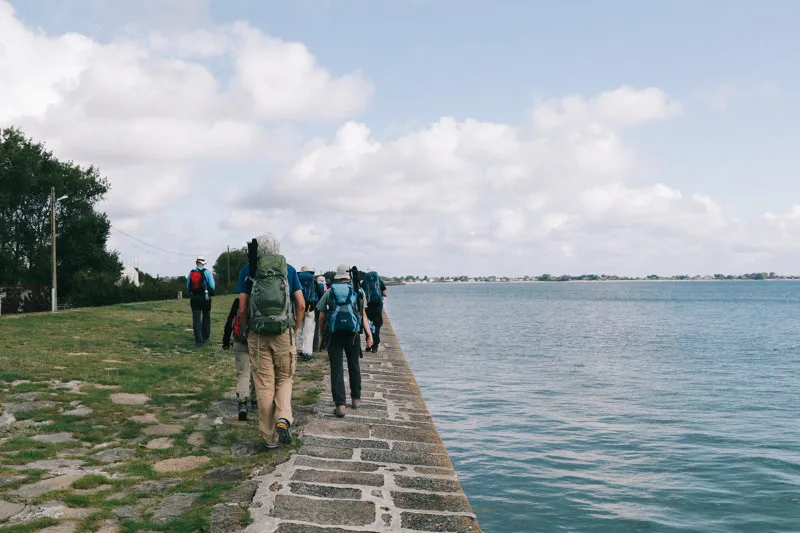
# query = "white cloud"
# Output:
<box><xmin>4</xmin><ymin>0</ymin><xmax>799</xmax><ymax>277</ymax></box>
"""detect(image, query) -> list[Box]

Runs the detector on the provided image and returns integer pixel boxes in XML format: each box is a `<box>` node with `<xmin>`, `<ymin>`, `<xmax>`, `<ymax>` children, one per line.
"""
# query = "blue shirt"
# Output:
<box><xmin>186</xmin><ymin>267</ymin><xmax>215</xmax><ymax>295</ymax></box>
<box><xmin>236</xmin><ymin>263</ymin><xmax>302</xmax><ymax>296</ymax></box>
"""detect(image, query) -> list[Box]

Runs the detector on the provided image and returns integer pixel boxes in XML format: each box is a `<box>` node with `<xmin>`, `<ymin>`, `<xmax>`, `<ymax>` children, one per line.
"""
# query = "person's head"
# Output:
<box><xmin>316</xmin><ymin>276</ymin><xmax>325</xmax><ymax>284</ymax></box>
<box><xmin>196</xmin><ymin>257</ymin><xmax>206</xmax><ymax>268</ymax></box>
<box><xmin>334</xmin><ymin>264</ymin><xmax>351</xmax><ymax>281</ymax></box>
<box><xmin>366</xmin><ymin>266</ymin><xmax>376</xmax><ymax>273</ymax></box>
<box><xmin>256</xmin><ymin>233</ymin><xmax>280</xmax><ymax>255</ymax></box>
<box><xmin>301</xmin><ymin>266</ymin><xmax>313</xmax><ymax>273</ymax></box>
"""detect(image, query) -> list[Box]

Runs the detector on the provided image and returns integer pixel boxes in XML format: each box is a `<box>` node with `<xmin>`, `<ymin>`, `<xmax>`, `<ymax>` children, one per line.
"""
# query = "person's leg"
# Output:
<box><xmin>300</xmin><ymin>312</ymin><xmax>315</xmax><ymax>358</ymax></box>
<box><xmin>202</xmin><ymin>300</ymin><xmax>211</xmax><ymax>342</ymax></box>
<box><xmin>191</xmin><ymin>303</ymin><xmax>203</xmax><ymax>345</ymax></box>
<box><xmin>367</xmin><ymin>304</ymin><xmax>383</xmax><ymax>351</ymax></box>
<box><xmin>313</xmin><ymin>309</ymin><xmax>320</xmax><ymax>352</ymax></box>
<box><xmin>343</xmin><ymin>333</ymin><xmax>362</xmax><ymax>405</ymax></box>
<box><xmin>234</xmin><ymin>341</ymin><xmax>251</xmax><ymax>419</ymax></box>
<box><xmin>248</xmin><ymin>333</ymin><xmax>277</xmax><ymax>445</ymax></box>
<box><xmin>327</xmin><ymin>333</ymin><xmax>346</xmax><ymax>407</ymax></box>
<box><xmin>269</xmin><ymin>330</ymin><xmax>295</xmax><ymax>444</ymax></box>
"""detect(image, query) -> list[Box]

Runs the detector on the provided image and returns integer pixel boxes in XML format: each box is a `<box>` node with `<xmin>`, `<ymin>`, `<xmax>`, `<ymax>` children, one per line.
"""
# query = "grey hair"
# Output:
<box><xmin>256</xmin><ymin>233</ymin><xmax>281</xmax><ymax>255</ymax></box>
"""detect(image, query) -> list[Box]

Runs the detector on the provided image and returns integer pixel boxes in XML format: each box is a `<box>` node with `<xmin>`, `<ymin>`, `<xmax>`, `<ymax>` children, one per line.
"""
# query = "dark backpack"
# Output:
<box><xmin>362</xmin><ymin>271</ymin><xmax>382</xmax><ymax>305</ymax></box>
<box><xmin>298</xmin><ymin>271</ymin><xmax>318</xmax><ymax>310</ymax></box>
<box><xmin>327</xmin><ymin>283</ymin><xmax>361</xmax><ymax>334</ymax></box>
<box><xmin>189</xmin><ymin>269</ymin><xmax>207</xmax><ymax>295</ymax></box>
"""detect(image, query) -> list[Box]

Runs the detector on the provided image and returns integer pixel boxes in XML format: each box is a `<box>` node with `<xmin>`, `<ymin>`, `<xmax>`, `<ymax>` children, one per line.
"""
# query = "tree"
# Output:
<box><xmin>0</xmin><ymin>128</ymin><xmax>121</xmax><ymax>298</ymax></box>
<box><xmin>212</xmin><ymin>246</ymin><xmax>248</xmax><ymax>291</ymax></box>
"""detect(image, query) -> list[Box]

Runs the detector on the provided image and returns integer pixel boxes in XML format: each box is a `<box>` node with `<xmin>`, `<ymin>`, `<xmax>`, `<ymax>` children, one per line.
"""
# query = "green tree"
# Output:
<box><xmin>212</xmin><ymin>247</ymin><xmax>248</xmax><ymax>293</ymax></box>
<box><xmin>0</xmin><ymin>127</ymin><xmax>121</xmax><ymax>297</ymax></box>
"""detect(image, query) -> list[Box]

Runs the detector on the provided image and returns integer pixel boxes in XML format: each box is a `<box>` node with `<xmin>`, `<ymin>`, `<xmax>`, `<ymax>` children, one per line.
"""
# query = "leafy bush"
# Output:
<box><xmin>69</xmin><ymin>272</ymin><xmax>184</xmax><ymax>308</ymax></box>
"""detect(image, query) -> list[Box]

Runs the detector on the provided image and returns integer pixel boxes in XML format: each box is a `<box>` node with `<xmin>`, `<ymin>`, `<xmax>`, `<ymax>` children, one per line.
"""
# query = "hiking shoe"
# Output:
<box><xmin>237</xmin><ymin>401</ymin><xmax>248</xmax><ymax>421</ymax></box>
<box><xmin>351</xmin><ymin>398</ymin><xmax>361</xmax><ymax>409</ymax></box>
<box><xmin>264</xmin><ymin>441</ymin><xmax>279</xmax><ymax>450</ymax></box>
<box><xmin>333</xmin><ymin>405</ymin><xmax>346</xmax><ymax>418</ymax></box>
<box><xmin>276</xmin><ymin>418</ymin><xmax>292</xmax><ymax>445</ymax></box>
<box><xmin>301</xmin><ymin>352</ymin><xmax>313</xmax><ymax>361</ymax></box>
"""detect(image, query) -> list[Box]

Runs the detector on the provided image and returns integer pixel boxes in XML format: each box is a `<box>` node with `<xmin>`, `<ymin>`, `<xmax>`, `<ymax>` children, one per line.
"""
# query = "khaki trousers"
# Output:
<box><xmin>232</xmin><ymin>341</ymin><xmax>253</xmax><ymax>401</ymax></box>
<box><xmin>247</xmin><ymin>330</ymin><xmax>296</xmax><ymax>444</ymax></box>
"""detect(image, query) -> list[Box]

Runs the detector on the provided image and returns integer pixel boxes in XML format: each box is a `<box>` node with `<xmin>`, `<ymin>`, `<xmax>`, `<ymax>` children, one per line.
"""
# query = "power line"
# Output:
<box><xmin>110</xmin><ymin>226</ymin><xmax>202</xmax><ymax>258</ymax></box>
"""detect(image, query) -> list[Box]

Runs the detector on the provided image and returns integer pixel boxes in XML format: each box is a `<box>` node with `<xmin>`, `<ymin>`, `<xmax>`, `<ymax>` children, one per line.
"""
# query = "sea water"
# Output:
<box><xmin>387</xmin><ymin>282</ymin><xmax>800</xmax><ymax>533</ymax></box>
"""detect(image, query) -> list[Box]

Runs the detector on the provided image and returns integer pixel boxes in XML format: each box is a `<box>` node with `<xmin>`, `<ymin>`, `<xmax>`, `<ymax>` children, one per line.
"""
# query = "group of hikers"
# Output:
<box><xmin>185</xmin><ymin>233</ymin><xmax>388</xmax><ymax>448</ymax></box>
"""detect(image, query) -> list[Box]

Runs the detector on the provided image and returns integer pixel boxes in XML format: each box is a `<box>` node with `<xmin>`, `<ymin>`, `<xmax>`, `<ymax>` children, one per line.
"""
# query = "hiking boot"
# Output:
<box><xmin>333</xmin><ymin>405</ymin><xmax>346</xmax><ymax>418</ymax></box>
<box><xmin>264</xmin><ymin>440</ymin><xmax>279</xmax><ymax>450</ymax></box>
<box><xmin>351</xmin><ymin>398</ymin><xmax>361</xmax><ymax>409</ymax></box>
<box><xmin>301</xmin><ymin>352</ymin><xmax>313</xmax><ymax>361</ymax></box>
<box><xmin>276</xmin><ymin>418</ymin><xmax>292</xmax><ymax>445</ymax></box>
<box><xmin>237</xmin><ymin>401</ymin><xmax>248</xmax><ymax>421</ymax></box>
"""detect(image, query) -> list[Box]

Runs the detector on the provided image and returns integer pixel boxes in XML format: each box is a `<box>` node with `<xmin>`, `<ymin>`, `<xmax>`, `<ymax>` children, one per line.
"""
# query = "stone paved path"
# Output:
<box><xmin>246</xmin><ymin>318</ymin><xmax>482</xmax><ymax>533</ymax></box>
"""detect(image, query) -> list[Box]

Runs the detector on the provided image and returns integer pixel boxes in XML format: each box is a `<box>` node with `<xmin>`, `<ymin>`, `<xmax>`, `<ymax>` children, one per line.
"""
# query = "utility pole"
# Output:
<box><xmin>227</xmin><ymin>245</ymin><xmax>230</xmax><ymax>284</ymax></box>
<box><xmin>51</xmin><ymin>187</ymin><xmax>56</xmax><ymax>312</ymax></box>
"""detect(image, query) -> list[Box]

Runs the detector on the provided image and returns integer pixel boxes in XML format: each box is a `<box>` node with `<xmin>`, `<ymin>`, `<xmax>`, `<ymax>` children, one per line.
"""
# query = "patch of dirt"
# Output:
<box><xmin>153</xmin><ymin>456</ymin><xmax>210</xmax><ymax>473</ymax></box>
<box><xmin>109</xmin><ymin>393</ymin><xmax>149</xmax><ymax>405</ymax></box>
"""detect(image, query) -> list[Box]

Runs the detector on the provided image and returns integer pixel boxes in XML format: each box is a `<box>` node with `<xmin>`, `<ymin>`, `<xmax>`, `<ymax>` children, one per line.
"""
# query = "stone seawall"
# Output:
<box><xmin>245</xmin><ymin>317</ymin><xmax>482</xmax><ymax>532</ymax></box>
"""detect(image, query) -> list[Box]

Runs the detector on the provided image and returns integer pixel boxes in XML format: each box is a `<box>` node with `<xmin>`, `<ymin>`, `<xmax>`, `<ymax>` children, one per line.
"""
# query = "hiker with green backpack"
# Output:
<box><xmin>235</xmin><ymin>233</ymin><xmax>305</xmax><ymax>449</ymax></box>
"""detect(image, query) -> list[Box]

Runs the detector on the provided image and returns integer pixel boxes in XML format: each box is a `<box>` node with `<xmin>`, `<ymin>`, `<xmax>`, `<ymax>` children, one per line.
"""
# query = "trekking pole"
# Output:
<box><xmin>207</xmin><ymin>345</ymin><xmax>227</xmax><ymax>357</ymax></box>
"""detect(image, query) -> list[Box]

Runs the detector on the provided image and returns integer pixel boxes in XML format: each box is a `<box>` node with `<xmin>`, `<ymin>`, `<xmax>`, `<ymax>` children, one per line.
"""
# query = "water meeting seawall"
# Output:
<box><xmin>245</xmin><ymin>316</ymin><xmax>482</xmax><ymax>532</ymax></box>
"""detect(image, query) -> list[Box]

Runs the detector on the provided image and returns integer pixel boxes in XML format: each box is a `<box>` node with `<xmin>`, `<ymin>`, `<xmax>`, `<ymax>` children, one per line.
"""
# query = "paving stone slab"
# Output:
<box><xmin>303</xmin><ymin>419</ymin><xmax>370</xmax><ymax>439</ymax></box>
<box><xmin>275</xmin><ymin>525</ymin><xmax>380</xmax><ymax>533</ymax></box>
<box><xmin>38</xmin><ymin>522</ymin><xmax>78</xmax><ymax>533</ymax></box>
<box><xmin>0</xmin><ymin>500</ymin><xmax>25</xmax><ymax>522</ymax></box>
<box><xmin>231</xmin><ymin>441</ymin><xmax>261</xmax><ymax>458</ymax></box>
<box><xmin>31</xmin><ymin>432</ymin><xmax>75</xmax><ymax>443</ymax></box>
<box><xmin>291</xmin><ymin>468</ymin><xmax>384</xmax><ymax>487</ymax></box>
<box><xmin>361</xmin><ymin>449</ymin><xmax>453</xmax><ymax>467</ymax></box>
<box><xmin>64</xmin><ymin>406</ymin><xmax>93</xmax><ymax>416</ymax></box>
<box><xmin>395</xmin><ymin>476</ymin><xmax>464</xmax><ymax>493</ymax></box>
<box><xmin>3</xmin><ymin>401</ymin><xmax>57</xmax><ymax>414</ymax></box>
<box><xmin>222</xmin><ymin>480</ymin><xmax>260</xmax><ymax>504</ymax></box>
<box><xmin>204</xmin><ymin>465</ymin><xmax>246</xmax><ymax>483</ymax></box>
<box><xmin>270</xmin><ymin>495</ymin><xmax>375</xmax><ymax>526</ymax></box>
<box><xmin>294</xmin><ymin>456</ymin><xmax>381</xmax><ymax>472</ymax></box>
<box><xmin>94</xmin><ymin>448</ymin><xmax>135</xmax><ymax>463</ymax></box>
<box><xmin>109</xmin><ymin>393</ymin><xmax>150</xmax><ymax>405</ymax></box>
<box><xmin>130</xmin><ymin>413</ymin><xmax>159</xmax><ymax>424</ymax></box>
<box><xmin>146</xmin><ymin>437</ymin><xmax>174</xmax><ymax>449</ymax></box>
<box><xmin>10</xmin><ymin>474</ymin><xmax>85</xmax><ymax>498</ymax></box>
<box><xmin>152</xmin><ymin>493</ymin><xmax>199</xmax><ymax>523</ymax></box>
<box><xmin>415</xmin><ymin>466</ymin><xmax>457</xmax><ymax>476</ymax></box>
<box><xmin>23</xmin><ymin>459</ymin><xmax>84</xmax><ymax>470</ymax></box>
<box><xmin>400</xmin><ymin>512</ymin><xmax>481</xmax><ymax>532</ymax></box>
<box><xmin>392</xmin><ymin>441</ymin><xmax>448</xmax><ymax>455</ymax></box>
<box><xmin>153</xmin><ymin>456</ymin><xmax>210</xmax><ymax>473</ymax></box>
<box><xmin>296</xmin><ymin>446</ymin><xmax>354</xmax><ymax>460</ymax></box>
<box><xmin>391</xmin><ymin>491</ymin><xmax>471</xmax><ymax>512</ymax></box>
<box><xmin>370</xmin><ymin>425</ymin><xmax>441</xmax><ymax>444</ymax></box>
<box><xmin>142</xmin><ymin>423</ymin><xmax>182</xmax><ymax>436</ymax></box>
<box><xmin>210</xmin><ymin>504</ymin><xmax>245</xmax><ymax>533</ymax></box>
<box><xmin>301</xmin><ymin>435</ymin><xmax>389</xmax><ymax>450</ymax></box>
<box><xmin>289</xmin><ymin>482</ymin><xmax>362</xmax><ymax>500</ymax></box>
<box><xmin>130</xmin><ymin>479</ymin><xmax>180</xmax><ymax>492</ymax></box>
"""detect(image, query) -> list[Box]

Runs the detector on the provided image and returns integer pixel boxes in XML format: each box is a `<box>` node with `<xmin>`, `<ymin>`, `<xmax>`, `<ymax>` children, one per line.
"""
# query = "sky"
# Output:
<box><xmin>3</xmin><ymin>0</ymin><xmax>800</xmax><ymax>277</ymax></box>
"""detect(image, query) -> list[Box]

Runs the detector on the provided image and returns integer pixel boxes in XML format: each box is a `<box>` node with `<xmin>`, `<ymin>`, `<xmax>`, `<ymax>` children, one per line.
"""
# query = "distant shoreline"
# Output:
<box><xmin>392</xmin><ymin>278</ymin><xmax>800</xmax><ymax>285</ymax></box>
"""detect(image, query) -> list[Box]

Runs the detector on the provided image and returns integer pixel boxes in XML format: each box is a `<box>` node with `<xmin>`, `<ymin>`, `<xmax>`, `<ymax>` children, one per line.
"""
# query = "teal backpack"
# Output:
<box><xmin>247</xmin><ymin>249</ymin><xmax>293</xmax><ymax>335</ymax></box>
<box><xmin>327</xmin><ymin>283</ymin><xmax>361</xmax><ymax>334</ymax></box>
<box><xmin>362</xmin><ymin>271</ymin><xmax>382</xmax><ymax>305</ymax></box>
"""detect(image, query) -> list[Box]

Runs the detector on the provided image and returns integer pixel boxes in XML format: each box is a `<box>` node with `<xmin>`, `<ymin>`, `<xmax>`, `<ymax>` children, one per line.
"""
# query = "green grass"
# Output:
<box><xmin>0</xmin><ymin>296</ymin><xmax>331</xmax><ymax>532</ymax></box>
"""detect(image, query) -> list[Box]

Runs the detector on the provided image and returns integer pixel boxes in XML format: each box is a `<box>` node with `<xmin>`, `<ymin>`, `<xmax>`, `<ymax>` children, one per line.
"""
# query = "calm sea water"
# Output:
<box><xmin>386</xmin><ymin>282</ymin><xmax>800</xmax><ymax>533</ymax></box>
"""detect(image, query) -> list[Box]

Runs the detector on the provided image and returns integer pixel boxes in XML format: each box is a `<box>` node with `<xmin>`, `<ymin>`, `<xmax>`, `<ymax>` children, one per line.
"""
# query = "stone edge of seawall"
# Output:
<box><xmin>245</xmin><ymin>315</ymin><xmax>482</xmax><ymax>533</ymax></box>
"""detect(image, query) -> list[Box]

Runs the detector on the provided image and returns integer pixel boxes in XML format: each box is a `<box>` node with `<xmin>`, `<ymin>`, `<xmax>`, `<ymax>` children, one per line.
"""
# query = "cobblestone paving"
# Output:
<box><xmin>246</xmin><ymin>318</ymin><xmax>482</xmax><ymax>533</ymax></box>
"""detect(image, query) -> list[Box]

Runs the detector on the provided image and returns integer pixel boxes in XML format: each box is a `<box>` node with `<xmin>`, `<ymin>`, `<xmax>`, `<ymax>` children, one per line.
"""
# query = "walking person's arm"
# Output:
<box><xmin>222</xmin><ymin>298</ymin><xmax>238</xmax><ymax>348</ymax></box>
<box><xmin>293</xmin><ymin>290</ymin><xmax>305</xmax><ymax>333</ymax></box>
<box><xmin>361</xmin><ymin>304</ymin><xmax>373</xmax><ymax>349</ymax></box>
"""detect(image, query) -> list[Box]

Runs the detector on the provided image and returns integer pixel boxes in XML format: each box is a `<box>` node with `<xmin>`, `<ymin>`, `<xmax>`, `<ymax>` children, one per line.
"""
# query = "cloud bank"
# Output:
<box><xmin>1</xmin><ymin>0</ymin><xmax>795</xmax><ymax>276</ymax></box>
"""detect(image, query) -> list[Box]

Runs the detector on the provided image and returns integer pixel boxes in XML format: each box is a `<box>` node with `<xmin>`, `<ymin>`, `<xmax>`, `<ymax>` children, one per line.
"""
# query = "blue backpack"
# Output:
<box><xmin>327</xmin><ymin>283</ymin><xmax>361</xmax><ymax>334</ymax></box>
<box><xmin>298</xmin><ymin>271</ymin><xmax>318</xmax><ymax>309</ymax></box>
<box><xmin>362</xmin><ymin>271</ymin><xmax>382</xmax><ymax>305</ymax></box>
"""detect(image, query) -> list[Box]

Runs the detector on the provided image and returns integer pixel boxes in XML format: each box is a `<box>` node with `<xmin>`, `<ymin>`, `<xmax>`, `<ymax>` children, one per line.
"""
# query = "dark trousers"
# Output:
<box><xmin>327</xmin><ymin>331</ymin><xmax>361</xmax><ymax>407</ymax></box>
<box><xmin>313</xmin><ymin>309</ymin><xmax>320</xmax><ymax>351</ymax></box>
<box><xmin>190</xmin><ymin>298</ymin><xmax>211</xmax><ymax>344</ymax></box>
<box><xmin>366</xmin><ymin>303</ymin><xmax>383</xmax><ymax>349</ymax></box>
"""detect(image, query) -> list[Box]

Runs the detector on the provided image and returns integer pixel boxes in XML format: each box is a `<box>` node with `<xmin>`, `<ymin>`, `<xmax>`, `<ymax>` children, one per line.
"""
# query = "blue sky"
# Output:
<box><xmin>4</xmin><ymin>0</ymin><xmax>800</xmax><ymax>275</ymax></box>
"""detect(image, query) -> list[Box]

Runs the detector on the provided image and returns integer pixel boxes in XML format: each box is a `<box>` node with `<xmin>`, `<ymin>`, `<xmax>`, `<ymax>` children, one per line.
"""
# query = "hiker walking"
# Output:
<box><xmin>297</xmin><ymin>266</ymin><xmax>324</xmax><ymax>361</ymax></box>
<box><xmin>186</xmin><ymin>257</ymin><xmax>215</xmax><ymax>347</ymax></box>
<box><xmin>222</xmin><ymin>297</ymin><xmax>256</xmax><ymax>421</ymax></box>
<box><xmin>314</xmin><ymin>275</ymin><xmax>328</xmax><ymax>351</ymax></box>
<box><xmin>361</xmin><ymin>267</ymin><xmax>387</xmax><ymax>353</ymax></box>
<box><xmin>236</xmin><ymin>233</ymin><xmax>304</xmax><ymax>448</ymax></box>
<box><xmin>318</xmin><ymin>264</ymin><xmax>373</xmax><ymax>418</ymax></box>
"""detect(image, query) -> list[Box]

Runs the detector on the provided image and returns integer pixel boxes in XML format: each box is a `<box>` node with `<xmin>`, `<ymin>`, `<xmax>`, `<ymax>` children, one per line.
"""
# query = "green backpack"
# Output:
<box><xmin>247</xmin><ymin>252</ymin><xmax>293</xmax><ymax>335</ymax></box>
